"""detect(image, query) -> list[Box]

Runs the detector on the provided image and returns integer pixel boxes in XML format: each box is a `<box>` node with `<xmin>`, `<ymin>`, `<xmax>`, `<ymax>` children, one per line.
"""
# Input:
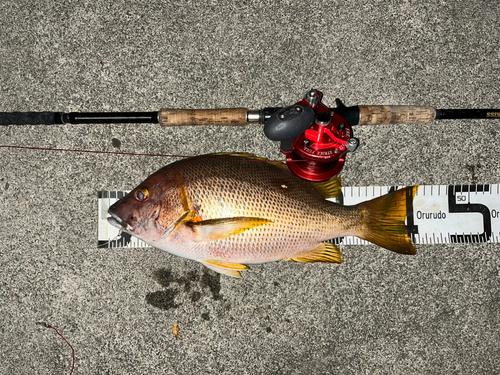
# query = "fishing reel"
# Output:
<box><xmin>264</xmin><ymin>89</ymin><xmax>359</xmax><ymax>182</ymax></box>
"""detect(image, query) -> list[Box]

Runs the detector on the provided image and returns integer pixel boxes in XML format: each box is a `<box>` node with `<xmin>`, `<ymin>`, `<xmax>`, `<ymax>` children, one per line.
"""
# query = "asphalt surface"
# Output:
<box><xmin>1</xmin><ymin>1</ymin><xmax>499</xmax><ymax>374</ymax></box>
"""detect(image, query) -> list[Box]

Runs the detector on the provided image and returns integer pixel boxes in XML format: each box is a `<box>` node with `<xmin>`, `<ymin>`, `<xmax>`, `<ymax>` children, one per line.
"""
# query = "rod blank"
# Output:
<box><xmin>0</xmin><ymin>112</ymin><xmax>59</xmax><ymax>125</ymax></box>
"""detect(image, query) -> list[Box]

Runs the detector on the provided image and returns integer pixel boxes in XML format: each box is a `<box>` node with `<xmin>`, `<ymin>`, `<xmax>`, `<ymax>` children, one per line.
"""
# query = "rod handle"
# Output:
<box><xmin>0</xmin><ymin>112</ymin><xmax>59</xmax><ymax>125</ymax></box>
<box><xmin>158</xmin><ymin>108</ymin><xmax>248</xmax><ymax>126</ymax></box>
<box><xmin>358</xmin><ymin>106</ymin><xmax>436</xmax><ymax>125</ymax></box>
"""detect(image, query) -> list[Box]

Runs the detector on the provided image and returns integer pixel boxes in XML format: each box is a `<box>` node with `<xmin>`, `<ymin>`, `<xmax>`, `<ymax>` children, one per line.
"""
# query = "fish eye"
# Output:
<box><xmin>134</xmin><ymin>187</ymin><xmax>149</xmax><ymax>202</ymax></box>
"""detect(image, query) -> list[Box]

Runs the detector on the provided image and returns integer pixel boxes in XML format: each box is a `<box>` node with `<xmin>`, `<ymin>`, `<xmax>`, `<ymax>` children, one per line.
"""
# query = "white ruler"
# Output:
<box><xmin>98</xmin><ymin>184</ymin><xmax>500</xmax><ymax>248</ymax></box>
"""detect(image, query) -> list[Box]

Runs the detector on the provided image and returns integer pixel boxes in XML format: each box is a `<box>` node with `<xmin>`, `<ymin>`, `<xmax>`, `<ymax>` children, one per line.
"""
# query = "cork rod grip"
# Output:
<box><xmin>158</xmin><ymin>108</ymin><xmax>248</xmax><ymax>126</ymax></box>
<box><xmin>358</xmin><ymin>106</ymin><xmax>436</xmax><ymax>125</ymax></box>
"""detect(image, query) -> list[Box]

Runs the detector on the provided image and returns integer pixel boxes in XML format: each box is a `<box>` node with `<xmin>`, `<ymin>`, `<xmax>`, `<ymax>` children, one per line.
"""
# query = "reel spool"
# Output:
<box><xmin>264</xmin><ymin>89</ymin><xmax>359</xmax><ymax>182</ymax></box>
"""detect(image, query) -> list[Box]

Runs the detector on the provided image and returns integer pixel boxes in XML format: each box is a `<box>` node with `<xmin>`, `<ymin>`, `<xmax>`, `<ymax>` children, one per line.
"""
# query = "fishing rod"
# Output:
<box><xmin>2</xmin><ymin>89</ymin><xmax>499</xmax><ymax>182</ymax></box>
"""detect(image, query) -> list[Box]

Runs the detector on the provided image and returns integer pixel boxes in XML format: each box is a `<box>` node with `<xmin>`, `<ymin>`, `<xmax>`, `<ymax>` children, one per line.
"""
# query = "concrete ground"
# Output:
<box><xmin>1</xmin><ymin>1</ymin><xmax>499</xmax><ymax>374</ymax></box>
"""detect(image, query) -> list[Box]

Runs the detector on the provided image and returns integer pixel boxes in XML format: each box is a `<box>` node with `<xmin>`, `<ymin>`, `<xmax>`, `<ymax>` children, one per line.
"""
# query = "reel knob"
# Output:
<box><xmin>263</xmin><ymin>104</ymin><xmax>315</xmax><ymax>141</ymax></box>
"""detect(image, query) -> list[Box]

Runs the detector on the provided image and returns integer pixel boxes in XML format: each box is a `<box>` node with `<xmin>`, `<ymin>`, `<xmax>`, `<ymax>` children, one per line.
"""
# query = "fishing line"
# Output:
<box><xmin>0</xmin><ymin>144</ymin><xmax>294</xmax><ymax>163</ymax></box>
<box><xmin>36</xmin><ymin>322</ymin><xmax>75</xmax><ymax>375</ymax></box>
<box><xmin>0</xmin><ymin>144</ymin><xmax>197</xmax><ymax>158</ymax></box>
<box><xmin>97</xmin><ymin>230</ymin><xmax>123</xmax><ymax>248</ymax></box>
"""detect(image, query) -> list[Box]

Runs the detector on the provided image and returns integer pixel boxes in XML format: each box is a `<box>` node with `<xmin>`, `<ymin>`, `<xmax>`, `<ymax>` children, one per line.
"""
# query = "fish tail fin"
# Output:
<box><xmin>355</xmin><ymin>186</ymin><xmax>418</xmax><ymax>255</ymax></box>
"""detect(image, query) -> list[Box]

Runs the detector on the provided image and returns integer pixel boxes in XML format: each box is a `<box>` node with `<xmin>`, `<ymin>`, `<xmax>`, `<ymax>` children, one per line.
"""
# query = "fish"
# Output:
<box><xmin>108</xmin><ymin>153</ymin><xmax>417</xmax><ymax>277</ymax></box>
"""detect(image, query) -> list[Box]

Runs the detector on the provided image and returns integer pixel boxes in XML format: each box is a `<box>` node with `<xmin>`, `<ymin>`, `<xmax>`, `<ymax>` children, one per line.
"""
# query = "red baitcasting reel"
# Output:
<box><xmin>264</xmin><ymin>89</ymin><xmax>358</xmax><ymax>182</ymax></box>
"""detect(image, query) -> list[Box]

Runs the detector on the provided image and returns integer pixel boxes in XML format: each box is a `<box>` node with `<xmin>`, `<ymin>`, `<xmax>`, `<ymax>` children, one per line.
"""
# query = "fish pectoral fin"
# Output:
<box><xmin>199</xmin><ymin>260</ymin><xmax>249</xmax><ymax>278</ymax></box>
<box><xmin>287</xmin><ymin>242</ymin><xmax>343</xmax><ymax>264</ymax></box>
<box><xmin>185</xmin><ymin>217</ymin><xmax>272</xmax><ymax>242</ymax></box>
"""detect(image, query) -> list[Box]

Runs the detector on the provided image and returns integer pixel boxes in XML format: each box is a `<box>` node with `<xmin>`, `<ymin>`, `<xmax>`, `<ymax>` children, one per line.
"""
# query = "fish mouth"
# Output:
<box><xmin>107</xmin><ymin>213</ymin><xmax>134</xmax><ymax>233</ymax></box>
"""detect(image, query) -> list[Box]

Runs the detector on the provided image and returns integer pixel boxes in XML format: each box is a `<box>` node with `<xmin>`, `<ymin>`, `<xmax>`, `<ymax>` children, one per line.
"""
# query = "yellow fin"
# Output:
<box><xmin>199</xmin><ymin>260</ymin><xmax>248</xmax><ymax>278</ymax></box>
<box><xmin>287</xmin><ymin>242</ymin><xmax>343</xmax><ymax>264</ymax></box>
<box><xmin>311</xmin><ymin>175</ymin><xmax>342</xmax><ymax>199</ymax></box>
<box><xmin>356</xmin><ymin>186</ymin><xmax>418</xmax><ymax>255</ymax></box>
<box><xmin>185</xmin><ymin>217</ymin><xmax>272</xmax><ymax>242</ymax></box>
<box><xmin>202</xmin><ymin>260</ymin><xmax>249</xmax><ymax>270</ymax></box>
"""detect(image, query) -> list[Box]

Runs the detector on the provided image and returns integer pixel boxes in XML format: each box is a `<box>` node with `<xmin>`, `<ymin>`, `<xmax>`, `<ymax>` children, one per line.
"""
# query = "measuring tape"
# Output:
<box><xmin>97</xmin><ymin>184</ymin><xmax>500</xmax><ymax>248</ymax></box>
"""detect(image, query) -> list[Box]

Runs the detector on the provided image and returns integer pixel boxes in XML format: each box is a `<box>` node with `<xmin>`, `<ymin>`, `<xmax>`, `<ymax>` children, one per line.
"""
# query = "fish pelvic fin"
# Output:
<box><xmin>185</xmin><ymin>217</ymin><xmax>273</xmax><ymax>242</ymax></box>
<box><xmin>199</xmin><ymin>260</ymin><xmax>248</xmax><ymax>278</ymax></box>
<box><xmin>355</xmin><ymin>186</ymin><xmax>418</xmax><ymax>255</ymax></box>
<box><xmin>287</xmin><ymin>242</ymin><xmax>343</xmax><ymax>264</ymax></box>
<box><xmin>311</xmin><ymin>176</ymin><xmax>342</xmax><ymax>199</ymax></box>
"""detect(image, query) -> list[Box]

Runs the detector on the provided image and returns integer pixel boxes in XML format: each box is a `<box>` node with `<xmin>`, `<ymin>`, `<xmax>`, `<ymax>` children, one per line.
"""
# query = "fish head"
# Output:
<box><xmin>107</xmin><ymin>166</ymin><xmax>188</xmax><ymax>244</ymax></box>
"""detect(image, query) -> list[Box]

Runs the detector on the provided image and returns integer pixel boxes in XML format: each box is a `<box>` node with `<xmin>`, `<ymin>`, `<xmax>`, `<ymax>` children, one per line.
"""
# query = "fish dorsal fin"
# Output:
<box><xmin>287</xmin><ymin>242</ymin><xmax>343</xmax><ymax>264</ymax></box>
<box><xmin>311</xmin><ymin>176</ymin><xmax>342</xmax><ymax>199</ymax></box>
<box><xmin>185</xmin><ymin>217</ymin><xmax>273</xmax><ymax>242</ymax></box>
<box><xmin>199</xmin><ymin>260</ymin><xmax>248</xmax><ymax>278</ymax></box>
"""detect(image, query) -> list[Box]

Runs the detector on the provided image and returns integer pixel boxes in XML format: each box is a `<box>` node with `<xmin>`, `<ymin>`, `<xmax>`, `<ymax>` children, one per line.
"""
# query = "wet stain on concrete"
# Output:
<box><xmin>201</xmin><ymin>312</ymin><xmax>210</xmax><ymax>321</ymax></box>
<box><xmin>145</xmin><ymin>289</ymin><xmax>180</xmax><ymax>310</ymax></box>
<box><xmin>111</xmin><ymin>138</ymin><xmax>121</xmax><ymax>149</ymax></box>
<box><xmin>146</xmin><ymin>267</ymin><xmax>221</xmax><ymax>310</ymax></box>
<box><xmin>466</xmin><ymin>163</ymin><xmax>480</xmax><ymax>184</ymax></box>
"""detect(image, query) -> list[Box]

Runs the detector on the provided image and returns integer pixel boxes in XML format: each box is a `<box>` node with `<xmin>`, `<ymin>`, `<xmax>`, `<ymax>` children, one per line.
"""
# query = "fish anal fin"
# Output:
<box><xmin>202</xmin><ymin>260</ymin><xmax>249</xmax><ymax>270</ymax></box>
<box><xmin>200</xmin><ymin>260</ymin><xmax>248</xmax><ymax>278</ymax></box>
<box><xmin>356</xmin><ymin>186</ymin><xmax>418</xmax><ymax>255</ymax></box>
<box><xmin>287</xmin><ymin>242</ymin><xmax>343</xmax><ymax>264</ymax></box>
<box><xmin>311</xmin><ymin>176</ymin><xmax>342</xmax><ymax>199</ymax></box>
<box><xmin>185</xmin><ymin>217</ymin><xmax>272</xmax><ymax>242</ymax></box>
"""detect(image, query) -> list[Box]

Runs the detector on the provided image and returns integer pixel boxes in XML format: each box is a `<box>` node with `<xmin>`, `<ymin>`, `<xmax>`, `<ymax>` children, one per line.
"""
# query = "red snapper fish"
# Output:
<box><xmin>108</xmin><ymin>153</ymin><xmax>417</xmax><ymax>277</ymax></box>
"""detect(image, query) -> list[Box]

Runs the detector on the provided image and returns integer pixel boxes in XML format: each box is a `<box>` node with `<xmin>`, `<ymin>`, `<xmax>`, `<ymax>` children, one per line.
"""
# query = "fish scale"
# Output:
<box><xmin>166</xmin><ymin>156</ymin><xmax>355</xmax><ymax>262</ymax></box>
